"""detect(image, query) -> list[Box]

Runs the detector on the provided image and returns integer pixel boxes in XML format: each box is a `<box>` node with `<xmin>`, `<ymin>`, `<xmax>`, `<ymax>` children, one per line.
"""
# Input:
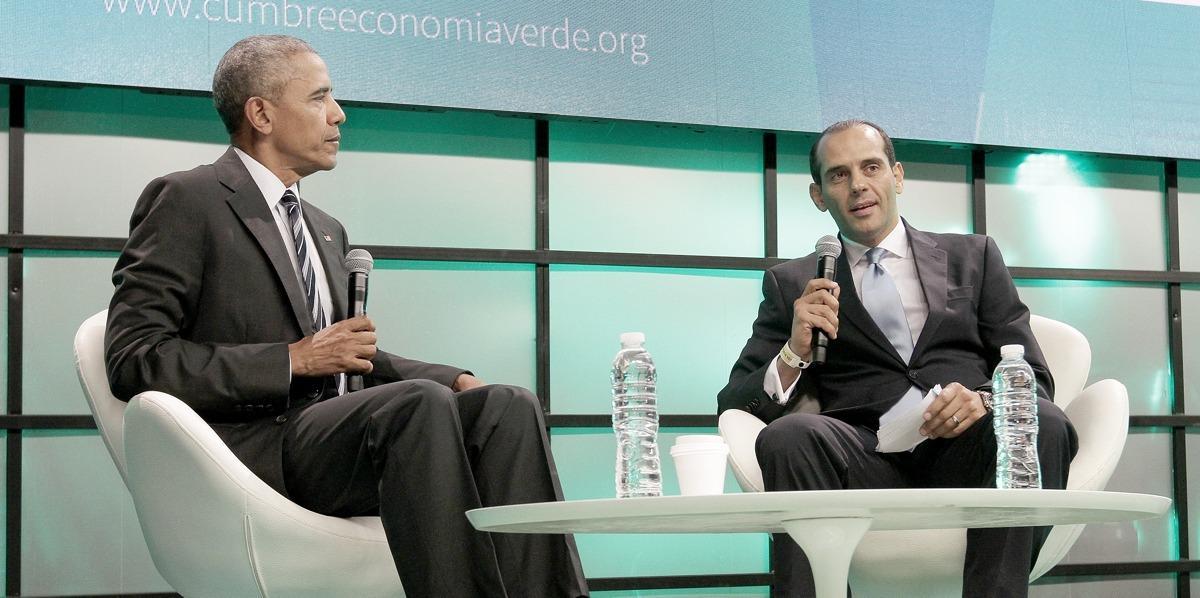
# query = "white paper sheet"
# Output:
<box><xmin>876</xmin><ymin>384</ymin><xmax>942</xmax><ymax>453</ymax></box>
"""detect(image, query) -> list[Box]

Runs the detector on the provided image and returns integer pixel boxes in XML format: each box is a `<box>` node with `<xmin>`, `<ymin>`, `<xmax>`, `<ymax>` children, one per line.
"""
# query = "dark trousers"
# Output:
<box><xmin>755</xmin><ymin>398</ymin><xmax>1077</xmax><ymax>598</ymax></box>
<box><xmin>280</xmin><ymin>380</ymin><xmax>589</xmax><ymax>598</ymax></box>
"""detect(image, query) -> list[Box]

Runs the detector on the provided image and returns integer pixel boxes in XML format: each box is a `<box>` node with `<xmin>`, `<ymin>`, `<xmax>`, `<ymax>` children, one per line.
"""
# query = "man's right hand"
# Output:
<box><xmin>787</xmin><ymin>278</ymin><xmax>841</xmax><ymax>364</ymax></box>
<box><xmin>288</xmin><ymin>315</ymin><xmax>377</xmax><ymax>377</ymax></box>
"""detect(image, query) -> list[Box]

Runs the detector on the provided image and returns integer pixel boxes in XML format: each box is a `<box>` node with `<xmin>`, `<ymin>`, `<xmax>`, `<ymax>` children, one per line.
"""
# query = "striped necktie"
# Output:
<box><xmin>280</xmin><ymin>190</ymin><xmax>327</xmax><ymax>332</ymax></box>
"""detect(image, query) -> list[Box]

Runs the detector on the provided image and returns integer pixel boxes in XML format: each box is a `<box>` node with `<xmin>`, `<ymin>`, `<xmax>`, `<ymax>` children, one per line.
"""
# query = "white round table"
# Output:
<box><xmin>468</xmin><ymin>489</ymin><xmax>1169</xmax><ymax>598</ymax></box>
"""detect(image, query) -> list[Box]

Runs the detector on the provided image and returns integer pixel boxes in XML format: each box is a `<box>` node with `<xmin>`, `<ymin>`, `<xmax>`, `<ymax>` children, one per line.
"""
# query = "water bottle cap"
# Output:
<box><xmin>1000</xmin><ymin>344</ymin><xmax>1025</xmax><ymax>359</ymax></box>
<box><xmin>619</xmin><ymin>332</ymin><xmax>646</xmax><ymax>347</ymax></box>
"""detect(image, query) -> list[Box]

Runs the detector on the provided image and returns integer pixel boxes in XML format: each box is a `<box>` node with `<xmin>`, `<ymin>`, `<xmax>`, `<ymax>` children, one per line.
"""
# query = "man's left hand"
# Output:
<box><xmin>452</xmin><ymin>373</ymin><xmax>485</xmax><ymax>392</ymax></box>
<box><xmin>920</xmin><ymin>382</ymin><xmax>987</xmax><ymax>439</ymax></box>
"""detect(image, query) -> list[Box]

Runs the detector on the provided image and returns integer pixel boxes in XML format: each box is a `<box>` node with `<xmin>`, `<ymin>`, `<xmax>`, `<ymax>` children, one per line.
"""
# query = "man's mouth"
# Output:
<box><xmin>849</xmin><ymin>201</ymin><xmax>877</xmax><ymax>215</ymax></box>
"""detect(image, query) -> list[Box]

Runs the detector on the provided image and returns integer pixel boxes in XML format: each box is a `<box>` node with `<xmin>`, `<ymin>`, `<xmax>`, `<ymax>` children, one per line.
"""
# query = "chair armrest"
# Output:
<box><xmin>719</xmin><ymin>409</ymin><xmax>768</xmax><ymax>493</ymax></box>
<box><xmin>1062</xmin><ymin>379</ymin><xmax>1129</xmax><ymax>492</ymax></box>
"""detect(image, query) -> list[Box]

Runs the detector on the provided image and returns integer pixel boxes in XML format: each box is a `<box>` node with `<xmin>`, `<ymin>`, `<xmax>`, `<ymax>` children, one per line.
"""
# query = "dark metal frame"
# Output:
<box><xmin>4</xmin><ymin>83</ymin><xmax>1200</xmax><ymax>596</ymax></box>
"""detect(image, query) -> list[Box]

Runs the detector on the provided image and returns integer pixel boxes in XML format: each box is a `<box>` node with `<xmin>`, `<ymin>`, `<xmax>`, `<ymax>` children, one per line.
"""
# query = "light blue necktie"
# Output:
<box><xmin>862</xmin><ymin>247</ymin><xmax>923</xmax><ymax>419</ymax></box>
<box><xmin>861</xmin><ymin>247</ymin><xmax>913</xmax><ymax>362</ymax></box>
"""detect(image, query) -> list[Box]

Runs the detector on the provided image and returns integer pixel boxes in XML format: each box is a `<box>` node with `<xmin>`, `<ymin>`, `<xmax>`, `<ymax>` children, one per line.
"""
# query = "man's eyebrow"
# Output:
<box><xmin>311</xmin><ymin>85</ymin><xmax>332</xmax><ymax>97</ymax></box>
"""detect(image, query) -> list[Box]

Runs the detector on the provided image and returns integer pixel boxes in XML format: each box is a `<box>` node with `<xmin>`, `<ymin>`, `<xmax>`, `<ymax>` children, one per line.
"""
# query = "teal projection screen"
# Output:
<box><xmin>3</xmin><ymin>0</ymin><xmax>1200</xmax><ymax>159</ymax></box>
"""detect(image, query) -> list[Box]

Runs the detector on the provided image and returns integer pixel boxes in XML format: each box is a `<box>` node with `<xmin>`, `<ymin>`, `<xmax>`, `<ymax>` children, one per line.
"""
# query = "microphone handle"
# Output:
<box><xmin>347</xmin><ymin>271</ymin><xmax>368</xmax><ymax>392</ymax></box>
<box><xmin>811</xmin><ymin>255</ymin><xmax>837</xmax><ymax>364</ymax></box>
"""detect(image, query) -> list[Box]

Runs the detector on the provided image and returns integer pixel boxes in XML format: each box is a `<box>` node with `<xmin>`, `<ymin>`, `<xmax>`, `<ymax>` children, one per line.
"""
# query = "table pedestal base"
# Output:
<box><xmin>780</xmin><ymin>517</ymin><xmax>871</xmax><ymax>598</ymax></box>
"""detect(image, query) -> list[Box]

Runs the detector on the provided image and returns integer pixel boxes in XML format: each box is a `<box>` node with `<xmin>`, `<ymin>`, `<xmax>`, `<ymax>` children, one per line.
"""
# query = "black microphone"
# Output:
<box><xmin>344</xmin><ymin>248</ymin><xmax>374</xmax><ymax>393</ymax></box>
<box><xmin>811</xmin><ymin>235</ymin><xmax>841</xmax><ymax>365</ymax></box>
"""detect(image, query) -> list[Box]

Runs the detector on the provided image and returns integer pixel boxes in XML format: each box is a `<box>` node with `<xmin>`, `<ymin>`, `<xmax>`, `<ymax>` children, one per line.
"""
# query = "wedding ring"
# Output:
<box><xmin>951</xmin><ymin>415</ymin><xmax>961</xmax><ymax>426</ymax></box>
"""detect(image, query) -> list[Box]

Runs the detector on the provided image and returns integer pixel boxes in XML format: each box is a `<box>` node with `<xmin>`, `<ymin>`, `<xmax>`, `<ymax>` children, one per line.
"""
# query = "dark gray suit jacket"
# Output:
<box><xmin>105</xmin><ymin>147</ymin><xmax>465</xmax><ymax>494</ymax></box>
<box><xmin>717</xmin><ymin>221</ymin><xmax>1053</xmax><ymax>426</ymax></box>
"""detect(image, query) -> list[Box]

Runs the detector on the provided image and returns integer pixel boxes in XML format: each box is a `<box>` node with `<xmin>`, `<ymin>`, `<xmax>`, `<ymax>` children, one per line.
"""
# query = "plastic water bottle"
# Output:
<box><xmin>992</xmin><ymin>344</ymin><xmax>1041</xmax><ymax>489</ymax></box>
<box><xmin>611</xmin><ymin>332</ymin><xmax>661</xmax><ymax>498</ymax></box>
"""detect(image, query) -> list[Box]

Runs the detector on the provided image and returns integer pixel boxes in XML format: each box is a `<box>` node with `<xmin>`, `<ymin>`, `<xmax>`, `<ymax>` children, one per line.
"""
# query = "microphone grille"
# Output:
<box><xmin>344</xmin><ymin>248</ymin><xmax>374</xmax><ymax>274</ymax></box>
<box><xmin>815</xmin><ymin>235</ymin><xmax>842</xmax><ymax>259</ymax></box>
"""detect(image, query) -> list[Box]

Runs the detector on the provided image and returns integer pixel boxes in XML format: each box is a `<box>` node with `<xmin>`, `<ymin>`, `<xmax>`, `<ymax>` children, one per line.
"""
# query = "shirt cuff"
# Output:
<box><xmin>763</xmin><ymin>356</ymin><xmax>802</xmax><ymax>405</ymax></box>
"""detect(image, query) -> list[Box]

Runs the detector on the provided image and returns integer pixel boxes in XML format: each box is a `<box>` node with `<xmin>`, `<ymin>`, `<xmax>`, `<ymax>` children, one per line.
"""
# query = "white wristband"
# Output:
<box><xmin>778</xmin><ymin>341</ymin><xmax>811</xmax><ymax>370</ymax></box>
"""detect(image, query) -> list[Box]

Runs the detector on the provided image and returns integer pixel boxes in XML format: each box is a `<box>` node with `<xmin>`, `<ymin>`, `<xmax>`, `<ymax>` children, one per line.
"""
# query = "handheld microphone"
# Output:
<box><xmin>344</xmin><ymin>248</ymin><xmax>374</xmax><ymax>392</ymax></box>
<box><xmin>812</xmin><ymin>235</ymin><xmax>841</xmax><ymax>364</ymax></box>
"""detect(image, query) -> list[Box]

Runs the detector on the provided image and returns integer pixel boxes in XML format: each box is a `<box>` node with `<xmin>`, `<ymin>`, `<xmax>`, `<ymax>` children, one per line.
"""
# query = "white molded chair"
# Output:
<box><xmin>718</xmin><ymin>315</ymin><xmax>1128</xmax><ymax>597</ymax></box>
<box><xmin>75</xmin><ymin>310</ymin><xmax>405</xmax><ymax>597</ymax></box>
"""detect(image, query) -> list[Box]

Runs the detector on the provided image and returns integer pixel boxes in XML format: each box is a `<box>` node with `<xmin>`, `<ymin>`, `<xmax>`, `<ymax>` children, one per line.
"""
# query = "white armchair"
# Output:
<box><xmin>74</xmin><ymin>310</ymin><xmax>405</xmax><ymax>597</ymax></box>
<box><xmin>718</xmin><ymin>315</ymin><xmax>1128</xmax><ymax>597</ymax></box>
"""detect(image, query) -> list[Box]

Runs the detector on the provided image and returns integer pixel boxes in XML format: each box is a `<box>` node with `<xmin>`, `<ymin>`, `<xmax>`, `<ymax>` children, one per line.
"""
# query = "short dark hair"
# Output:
<box><xmin>809</xmin><ymin>120</ymin><xmax>896</xmax><ymax>183</ymax></box>
<box><xmin>212</xmin><ymin>35</ymin><xmax>316</xmax><ymax>136</ymax></box>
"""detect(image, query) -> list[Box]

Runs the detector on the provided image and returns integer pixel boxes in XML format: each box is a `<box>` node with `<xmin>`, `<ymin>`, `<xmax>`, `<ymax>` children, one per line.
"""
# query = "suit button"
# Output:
<box><xmin>908</xmin><ymin>370</ymin><xmax>919</xmax><ymax>379</ymax></box>
<box><xmin>275</xmin><ymin>415</ymin><xmax>288</xmax><ymax>424</ymax></box>
<box><xmin>745</xmin><ymin>400</ymin><xmax>760</xmax><ymax>411</ymax></box>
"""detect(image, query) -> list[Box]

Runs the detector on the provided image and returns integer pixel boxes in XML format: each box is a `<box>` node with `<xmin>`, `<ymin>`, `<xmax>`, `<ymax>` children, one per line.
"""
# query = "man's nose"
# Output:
<box><xmin>329</xmin><ymin>98</ymin><xmax>346</xmax><ymax>125</ymax></box>
<box><xmin>849</xmin><ymin>172</ymin><xmax>867</xmax><ymax>193</ymax></box>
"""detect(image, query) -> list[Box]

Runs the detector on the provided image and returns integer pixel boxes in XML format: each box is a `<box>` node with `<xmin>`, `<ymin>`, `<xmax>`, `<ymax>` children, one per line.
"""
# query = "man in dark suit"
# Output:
<box><xmin>718</xmin><ymin>120</ymin><xmax>1077</xmax><ymax>597</ymax></box>
<box><xmin>104</xmin><ymin>35</ymin><xmax>588</xmax><ymax>598</ymax></box>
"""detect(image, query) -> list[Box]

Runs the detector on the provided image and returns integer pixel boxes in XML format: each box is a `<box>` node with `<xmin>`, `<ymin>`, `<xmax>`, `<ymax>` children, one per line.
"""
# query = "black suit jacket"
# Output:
<box><xmin>717</xmin><ymin>222</ymin><xmax>1053</xmax><ymax>427</ymax></box>
<box><xmin>105</xmin><ymin>147</ymin><xmax>465</xmax><ymax>494</ymax></box>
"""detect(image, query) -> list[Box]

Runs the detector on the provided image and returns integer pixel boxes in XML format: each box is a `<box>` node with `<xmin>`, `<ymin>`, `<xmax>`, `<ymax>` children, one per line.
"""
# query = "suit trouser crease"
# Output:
<box><xmin>755</xmin><ymin>399</ymin><xmax>1076</xmax><ymax>598</ymax></box>
<box><xmin>280</xmin><ymin>380</ymin><xmax>587</xmax><ymax>598</ymax></box>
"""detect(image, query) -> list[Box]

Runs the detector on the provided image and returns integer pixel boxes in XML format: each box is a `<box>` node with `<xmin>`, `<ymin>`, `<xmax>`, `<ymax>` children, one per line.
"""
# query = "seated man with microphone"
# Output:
<box><xmin>104</xmin><ymin>34</ymin><xmax>588</xmax><ymax>598</ymax></box>
<box><xmin>717</xmin><ymin>120</ymin><xmax>1077</xmax><ymax>597</ymax></box>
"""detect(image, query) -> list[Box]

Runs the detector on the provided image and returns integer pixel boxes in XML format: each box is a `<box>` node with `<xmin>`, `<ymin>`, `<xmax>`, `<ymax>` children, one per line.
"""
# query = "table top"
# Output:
<box><xmin>468</xmin><ymin>489</ymin><xmax>1170</xmax><ymax>535</ymax></box>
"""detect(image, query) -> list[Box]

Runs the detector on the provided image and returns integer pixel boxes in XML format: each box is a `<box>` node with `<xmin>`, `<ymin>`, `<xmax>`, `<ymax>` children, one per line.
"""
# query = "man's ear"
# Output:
<box><xmin>809</xmin><ymin>182</ymin><xmax>827</xmax><ymax>212</ymax></box>
<box><xmin>244</xmin><ymin>97</ymin><xmax>272</xmax><ymax>135</ymax></box>
<box><xmin>893</xmin><ymin>161</ymin><xmax>905</xmax><ymax>195</ymax></box>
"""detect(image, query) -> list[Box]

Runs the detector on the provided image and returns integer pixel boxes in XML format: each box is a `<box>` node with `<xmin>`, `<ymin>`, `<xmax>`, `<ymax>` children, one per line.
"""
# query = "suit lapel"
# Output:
<box><xmin>908</xmin><ymin>223</ymin><xmax>948</xmax><ymax>360</ymax></box>
<box><xmin>835</xmin><ymin>251</ymin><xmax>906</xmax><ymax>363</ymax></box>
<box><xmin>215</xmin><ymin>148</ymin><xmax>314</xmax><ymax>335</ymax></box>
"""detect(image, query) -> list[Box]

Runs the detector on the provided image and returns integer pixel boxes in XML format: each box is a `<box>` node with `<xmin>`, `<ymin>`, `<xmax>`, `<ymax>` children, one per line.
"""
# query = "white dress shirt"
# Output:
<box><xmin>765</xmin><ymin>223</ymin><xmax>931</xmax><ymax>403</ymax></box>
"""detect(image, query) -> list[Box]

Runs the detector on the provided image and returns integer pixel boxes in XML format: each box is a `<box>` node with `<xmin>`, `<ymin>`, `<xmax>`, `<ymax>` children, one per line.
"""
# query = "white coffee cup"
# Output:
<box><xmin>674</xmin><ymin>434</ymin><xmax>726</xmax><ymax>445</ymax></box>
<box><xmin>670</xmin><ymin>437</ymin><xmax>729</xmax><ymax>496</ymax></box>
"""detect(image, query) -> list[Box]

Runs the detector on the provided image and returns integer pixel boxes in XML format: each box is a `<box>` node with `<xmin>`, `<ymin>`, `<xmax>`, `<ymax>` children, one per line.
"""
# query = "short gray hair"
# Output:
<box><xmin>212</xmin><ymin>35</ymin><xmax>316</xmax><ymax>135</ymax></box>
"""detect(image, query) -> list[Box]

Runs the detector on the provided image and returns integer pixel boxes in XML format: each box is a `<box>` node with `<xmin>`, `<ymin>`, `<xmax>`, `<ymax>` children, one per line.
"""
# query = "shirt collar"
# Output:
<box><xmin>842</xmin><ymin>221</ymin><xmax>910</xmax><ymax>267</ymax></box>
<box><xmin>233</xmin><ymin>147</ymin><xmax>300</xmax><ymax>210</ymax></box>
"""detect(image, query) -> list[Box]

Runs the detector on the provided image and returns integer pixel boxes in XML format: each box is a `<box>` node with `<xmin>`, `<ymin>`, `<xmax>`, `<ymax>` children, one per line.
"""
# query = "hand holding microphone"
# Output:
<box><xmin>784</xmin><ymin>236</ymin><xmax>842</xmax><ymax>370</ymax></box>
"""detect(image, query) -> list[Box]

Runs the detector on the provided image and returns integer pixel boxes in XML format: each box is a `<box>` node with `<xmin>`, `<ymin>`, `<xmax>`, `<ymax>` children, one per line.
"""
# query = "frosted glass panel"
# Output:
<box><xmin>1179</xmin><ymin>161</ymin><xmax>1200</xmax><ymax>272</ymax></box>
<box><xmin>1</xmin><ymin>84</ymin><xmax>8</xmax><ymax>229</ymax></box>
<box><xmin>1184</xmin><ymin>430</ymin><xmax>1200</xmax><ymax>558</ymax></box>
<box><xmin>0</xmin><ymin>431</ymin><xmax>5</xmax><ymax>591</ymax></box>
<box><xmin>552</xmin><ymin>428</ymin><xmax>768</xmax><ymax>578</ymax></box>
<box><xmin>986</xmin><ymin>152</ymin><xmax>1166</xmax><ymax>270</ymax></box>
<box><xmin>549</xmin><ymin>121</ymin><xmax>763</xmax><ymax>257</ymax></box>
<box><xmin>0</xmin><ymin>255</ymin><xmax>7</xmax><ymax>414</ymax></box>
<box><xmin>23</xmin><ymin>253</ymin><xmax>118</xmax><ymax>414</ymax></box>
<box><xmin>1185</xmin><ymin>288</ymin><xmax>1200</xmax><ymax>417</ymax></box>
<box><xmin>22</xmin><ymin>431</ymin><xmax>170</xmax><ymax>595</ymax></box>
<box><xmin>301</xmin><ymin>108</ymin><xmax>534</xmax><ymax>249</ymax></box>
<box><xmin>369</xmin><ymin>261</ymin><xmax>535</xmax><ymax>391</ymax></box>
<box><xmin>778</xmin><ymin>135</ymin><xmax>972</xmax><ymax>259</ymax></box>
<box><xmin>25</xmin><ymin>86</ymin><xmax>227</xmax><ymax>237</ymax></box>
<box><xmin>1061</xmin><ymin>430</ymin><xmax>1174</xmax><ymax>563</ymax></box>
<box><xmin>549</xmin><ymin>266</ymin><xmax>764</xmax><ymax>414</ymax></box>
<box><xmin>1016</xmin><ymin>281</ymin><xmax>1171</xmax><ymax>415</ymax></box>
<box><xmin>1031</xmin><ymin>576</ymin><xmax>1174</xmax><ymax>598</ymax></box>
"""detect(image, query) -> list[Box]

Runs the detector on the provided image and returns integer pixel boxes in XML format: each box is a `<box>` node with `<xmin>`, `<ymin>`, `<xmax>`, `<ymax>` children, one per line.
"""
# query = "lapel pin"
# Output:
<box><xmin>322</xmin><ymin>234</ymin><xmax>332</xmax><ymax>242</ymax></box>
